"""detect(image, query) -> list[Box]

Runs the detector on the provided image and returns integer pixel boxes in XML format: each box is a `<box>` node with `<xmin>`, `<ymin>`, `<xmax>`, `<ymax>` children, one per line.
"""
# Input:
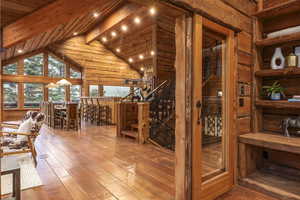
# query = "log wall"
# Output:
<box><xmin>51</xmin><ymin>36</ymin><xmax>141</xmax><ymax>91</ymax></box>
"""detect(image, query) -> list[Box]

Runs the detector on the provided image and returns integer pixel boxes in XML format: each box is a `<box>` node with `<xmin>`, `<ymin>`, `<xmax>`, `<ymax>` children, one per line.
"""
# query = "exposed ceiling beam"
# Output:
<box><xmin>85</xmin><ymin>3</ymin><xmax>143</xmax><ymax>44</ymax></box>
<box><xmin>3</xmin><ymin>0</ymin><xmax>115</xmax><ymax>48</ymax></box>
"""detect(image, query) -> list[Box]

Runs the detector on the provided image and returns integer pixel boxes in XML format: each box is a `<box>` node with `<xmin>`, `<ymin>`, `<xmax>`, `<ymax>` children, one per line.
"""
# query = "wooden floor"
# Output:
<box><xmin>7</xmin><ymin>123</ymin><xmax>277</xmax><ymax>200</ymax></box>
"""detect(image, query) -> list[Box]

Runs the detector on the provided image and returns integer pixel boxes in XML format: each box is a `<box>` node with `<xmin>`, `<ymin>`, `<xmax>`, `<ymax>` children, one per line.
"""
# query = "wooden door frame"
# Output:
<box><xmin>191</xmin><ymin>15</ymin><xmax>236</xmax><ymax>200</ymax></box>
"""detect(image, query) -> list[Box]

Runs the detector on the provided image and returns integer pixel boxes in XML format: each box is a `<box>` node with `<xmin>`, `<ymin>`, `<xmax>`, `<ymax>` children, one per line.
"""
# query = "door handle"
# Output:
<box><xmin>196</xmin><ymin>100</ymin><xmax>202</xmax><ymax>125</ymax></box>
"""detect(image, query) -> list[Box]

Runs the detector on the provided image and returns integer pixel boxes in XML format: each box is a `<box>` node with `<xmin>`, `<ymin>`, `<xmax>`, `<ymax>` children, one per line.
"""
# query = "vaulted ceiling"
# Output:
<box><xmin>1</xmin><ymin>0</ymin><xmax>56</xmax><ymax>27</ymax></box>
<box><xmin>1</xmin><ymin>0</ymin><xmax>124</xmax><ymax>61</ymax></box>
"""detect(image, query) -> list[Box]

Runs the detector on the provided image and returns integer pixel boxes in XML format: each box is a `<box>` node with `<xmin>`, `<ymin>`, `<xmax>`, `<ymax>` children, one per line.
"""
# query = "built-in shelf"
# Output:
<box><xmin>240</xmin><ymin>165</ymin><xmax>300</xmax><ymax>200</ymax></box>
<box><xmin>255</xmin><ymin>31</ymin><xmax>300</xmax><ymax>47</ymax></box>
<box><xmin>255</xmin><ymin>68</ymin><xmax>300</xmax><ymax>77</ymax></box>
<box><xmin>256</xmin><ymin>100</ymin><xmax>300</xmax><ymax>110</ymax></box>
<box><xmin>254</xmin><ymin>0</ymin><xmax>300</xmax><ymax>20</ymax></box>
<box><xmin>239</xmin><ymin>132</ymin><xmax>300</xmax><ymax>155</ymax></box>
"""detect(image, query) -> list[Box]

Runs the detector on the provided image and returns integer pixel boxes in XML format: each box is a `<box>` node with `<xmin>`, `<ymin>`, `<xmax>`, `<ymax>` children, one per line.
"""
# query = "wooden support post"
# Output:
<box><xmin>175</xmin><ymin>14</ymin><xmax>192</xmax><ymax>200</ymax></box>
<box><xmin>18</xmin><ymin>83</ymin><xmax>24</xmax><ymax>109</ymax></box>
<box><xmin>44</xmin><ymin>52</ymin><xmax>48</xmax><ymax>77</ymax></box>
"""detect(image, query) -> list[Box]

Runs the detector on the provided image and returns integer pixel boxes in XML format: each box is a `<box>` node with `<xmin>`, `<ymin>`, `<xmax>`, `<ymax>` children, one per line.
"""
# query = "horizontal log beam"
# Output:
<box><xmin>3</xmin><ymin>0</ymin><xmax>113</xmax><ymax>48</ymax></box>
<box><xmin>86</xmin><ymin>3</ymin><xmax>143</xmax><ymax>44</ymax></box>
<box><xmin>2</xmin><ymin>75</ymin><xmax>82</xmax><ymax>85</ymax></box>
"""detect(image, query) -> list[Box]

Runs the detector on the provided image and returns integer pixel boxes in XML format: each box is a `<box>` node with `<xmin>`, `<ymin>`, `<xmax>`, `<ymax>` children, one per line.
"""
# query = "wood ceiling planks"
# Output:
<box><xmin>1</xmin><ymin>0</ymin><xmax>56</xmax><ymax>27</ymax></box>
<box><xmin>1</xmin><ymin>0</ymin><xmax>123</xmax><ymax>62</ymax></box>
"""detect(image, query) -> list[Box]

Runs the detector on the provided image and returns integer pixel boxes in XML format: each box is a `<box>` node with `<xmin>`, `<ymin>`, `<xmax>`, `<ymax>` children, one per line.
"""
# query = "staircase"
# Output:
<box><xmin>148</xmin><ymin>80</ymin><xmax>175</xmax><ymax>151</ymax></box>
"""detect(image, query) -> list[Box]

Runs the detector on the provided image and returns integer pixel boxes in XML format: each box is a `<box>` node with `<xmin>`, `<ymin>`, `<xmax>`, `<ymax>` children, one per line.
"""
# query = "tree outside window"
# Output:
<box><xmin>3</xmin><ymin>63</ymin><xmax>17</xmax><ymax>75</ymax></box>
<box><xmin>24</xmin><ymin>54</ymin><xmax>43</xmax><ymax>76</ymax></box>
<box><xmin>48</xmin><ymin>86</ymin><xmax>65</xmax><ymax>103</ymax></box>
<box><xmin>89</xmin><ymin>85</ymin><xmax>99</xmax><ymax>97</ymax></box>
<box><xmin>48</xmin><ymin>55</ymin><xmax>65</xmax><ymax>77</ymax></box>
<box><xmin>70</xmin><ymin>68</ymin><xmax>81</xmax><ymax>79</ymax></box>
<box><xmin>103</xmin><ymin>86</ymin><xmax>130</xmax><ymax>97</ymax></box>
<box><xmin>71</xmin><ymin>85</ymin><xmax>81</xmax><ymax>103</ymax></box>
<box><xmin>3</xmin><ymin>82</ymin><xmax>18</xmax><ymax>108</ymax></box>
<box><xmin>24</xmin><ymin>83</ymin><xmax>43</xmax><ymax>108</ymax></box>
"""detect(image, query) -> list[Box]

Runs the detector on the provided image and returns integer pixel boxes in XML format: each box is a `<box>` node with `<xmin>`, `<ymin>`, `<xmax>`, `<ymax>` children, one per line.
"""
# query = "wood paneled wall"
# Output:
<box><xmin>51</xmin><ymin>36</ymin><xmax>140</xmax><ymax>91</ymax></box>
<box><xmin>156</xmin><ymin>14</ymin><xmax>176</xmax><ymax>82</ymax></box>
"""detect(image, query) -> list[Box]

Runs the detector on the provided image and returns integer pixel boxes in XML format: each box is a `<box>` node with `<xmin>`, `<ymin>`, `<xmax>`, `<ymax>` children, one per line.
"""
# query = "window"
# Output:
<box><xmin>24</xmin><ymin>53</ymin><xmax>43</xmax><ymax>76</ymax></box>
<box><xmin>89</xmin><ymin>85</ymin><xmax>99</xmax><ymax>97</ymax></box>
<box><xmin>48</xmin><ymin>86</ymin><xmax>65</xmax><ymax>103</ymax></box>
<box><xmin>3</xmin><ymin>82</ymin><xmax>18</xmax><ymax>108</ymax></box>
<box><xmin>24</xmin><ymin>83</ymin><xmax>43</xmax><ymax>108</ymax></box>
<box><xmin>70</xmin><ymin>68</ymin><xmax>81</xmax><ymax>79</ymax></box>
<box><xmin>71</xmin><ymin>85</ymin><xmax>81</xmax><ymax>103</ymax></box>
<box><xmin>3</xmin><ymin>63</ymin><xmax>17</xmax><ymax>75</ymax></box>
<box><xmin>103</xmin><ymin>86</ymin><xmax>130</xmax><ymax>97</ymax></box>
<box><xmin>48</xmin><ymin>55</ymin><xmax>65</xmax><ymax>77</ymax></box>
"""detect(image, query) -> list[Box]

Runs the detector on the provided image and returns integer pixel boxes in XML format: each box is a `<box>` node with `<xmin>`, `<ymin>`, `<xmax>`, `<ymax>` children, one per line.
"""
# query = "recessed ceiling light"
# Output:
<box><xmin>139</xmin><ymin>54</ymin><xmax>144</xmax><ymax>60</ymax></box>
<box><xmin>101</xmin><ymin>37</ymin><xmax>107</xmax><ymax>42</ymax></box>
<box><xmin>17</xmin><ymin>49</ymin><xmax>23</xmax><ymax>53</ymax></box>
<box><xmin>121</xmin><ymin>25</ymin><xmax>128</xmax><ymax>32</ymax></box>
<box><xmin>93</xmin><ymin>12</ymin><xmax>100</xmax><ymax>18</ymax></box>
<box><xmin>149</xmin><ymin>7</ymin><xmax>156</xmax><ymax>15</ymax></box>
<box><xmin>128</xmin><ymin>58</ymin><xmax>133</xmax><ymax>63</ymax></box>
<box><xmin>141</xmin><ymin>67</ymin><xmax>144</xmax><ymax>71</ymax></box>
<box><xmin>134</xmin><ymin>17</ymin><xmax>141</xmax><ymax>24</ymax></box>
<box><xmin>73</xmin><ymin>32</ymin><xmax>78</xmax><ymax>36</ymax></box>
<box><xmin>150</xmin><ymin>50</ymin><xmax>155</xmax><ymax>56</ymax></box>
<box><xmin>116</xmin><ymin>48</ymin><xmax>121</xmax><ymax>53</ymax></box>
<box><xmin>111</xmin><ymin>31</ymin><xmax>117</xmax><ymax>37</ymax></box>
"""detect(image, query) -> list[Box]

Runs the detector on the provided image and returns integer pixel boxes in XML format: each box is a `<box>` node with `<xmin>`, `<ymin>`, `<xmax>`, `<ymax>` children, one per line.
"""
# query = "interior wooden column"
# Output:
<box><xmin>175</xmin><ymin>14</ymin><xmax>192</xmax><ymax>200</ymax></box>
<box><xmin>82</xmin><ymin>68</ymin><xmax>89</xmax><ymax>96</ymax></box>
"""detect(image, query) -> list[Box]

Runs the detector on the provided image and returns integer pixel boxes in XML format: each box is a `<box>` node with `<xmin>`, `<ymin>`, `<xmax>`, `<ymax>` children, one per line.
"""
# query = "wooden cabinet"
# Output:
<box><xmin>116</xmin><ymin>102</ymin><xmax>149</xmax><ymax>144</ymax></box>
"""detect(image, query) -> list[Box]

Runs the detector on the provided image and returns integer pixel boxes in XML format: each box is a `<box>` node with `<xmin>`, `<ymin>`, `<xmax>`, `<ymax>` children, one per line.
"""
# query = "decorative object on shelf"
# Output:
<box><xmin>286</xmin><ymin>53</ymin><xmax>298</xmax><ymax>67</ymax></box>
<box><xmin>295</xmin><ymin>46</ymin><xmax>300</xmax><ymax>68</ymax></box>
<box><xmin>282</xmin><ymin>116</ymin><xmax>300</xmax><ymax>137</ymax></box>
<box><xmin>288</xmin><ymin>95</ymin><xmax>300</xmax><ymax>102</ymax></box>
<box><xmin>271</xmin><ymin>47</ymin><xmax>285</xmax><ymax>70</ymax></box>
<box><xmin>262</xmin><ymin>81</ymin><xmax>285</xmax><ymax>100</ymax></box>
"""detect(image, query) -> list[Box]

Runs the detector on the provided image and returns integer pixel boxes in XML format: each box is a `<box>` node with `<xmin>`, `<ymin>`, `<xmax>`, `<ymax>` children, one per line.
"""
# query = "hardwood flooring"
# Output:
<box><xmin>2</xmin><ymin>123</ymin><xmax>277</xmax><ymax>200</ymax></box>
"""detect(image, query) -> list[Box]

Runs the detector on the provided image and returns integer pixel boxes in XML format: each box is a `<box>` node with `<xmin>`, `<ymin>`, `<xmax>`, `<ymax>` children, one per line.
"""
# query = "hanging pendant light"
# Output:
<box><xmin>56</xmin><ymin>79</ymin><xmax>72</xmax><ymax>86</ymax></box>
<box><xmin>46</xmin><ymin>82</ymin><xmax>58</xmax><ymax>88</ymax></box>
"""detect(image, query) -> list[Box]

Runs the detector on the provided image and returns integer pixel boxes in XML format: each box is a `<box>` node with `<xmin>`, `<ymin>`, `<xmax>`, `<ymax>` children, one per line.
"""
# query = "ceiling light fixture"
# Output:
<box><xmin>116</xmin><ymin>48</ymin><xmax>121</xmax><ymax>53</ymax></box>
<box><xmin>134</xmin><ymin>17</ymin><xmax>141</xmax><ymax>24</ymax></box>
<box><xmin>93</xmin><ymin>12</ymin><xmax>100</xmax><ymax>18</ymax></box>
<box><xmin>101</xmin><ymin>37</ymin><xmax>107</xmax><ymax>42</ymax></box>
<box><xmin>128</xmin><ymin>58</ymin><xmax>134</xmax><ymax>63</ymax></box>
<box><xmin>149</xmin><ymin>7</ymin><xmax>156</xmax><ymax>15</ymax></box>
<box><xmin>17</xmin><ymin>49</ymin><xmax>23</xmax><ymax>54</ymax></box>
<box><xmin>111</xmin><ymin>31</ymin><xmax>117</xmax><ymax>37</ymax></box>
<box><xmin>139</xmin><ymin>54</ymin><xmax>144</xmax><ymax>60</ymax></box>
<box><xmin>150</xmin><ymin>50</ymin><xmax>155</xmax><ymax>56</ymax></box>
<box><xmin>141</xmin><ymin>67</ymin><xmax>144</xmax><ymax>71</ymax></box>
<box><xmin>73</xmin><ymin>32</ymin><xmax>78</xmax><ymax>36</ymax></box>
<box><xmin>121</xmin><ymin>25</ymin><xmax>128</xmax><ymax>32</ymax></box>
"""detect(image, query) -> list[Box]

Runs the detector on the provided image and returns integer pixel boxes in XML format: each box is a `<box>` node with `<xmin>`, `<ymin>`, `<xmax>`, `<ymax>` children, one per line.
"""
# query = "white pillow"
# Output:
<box><xmin>16</xmin><ymin>118</ymin><xmax>33</xmax><ymax>142</ymax></box>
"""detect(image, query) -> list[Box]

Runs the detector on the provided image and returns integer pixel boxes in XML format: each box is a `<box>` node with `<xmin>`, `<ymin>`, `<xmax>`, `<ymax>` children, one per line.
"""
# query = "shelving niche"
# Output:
<box><xmin>239</xmin><ymin>0</ymin><xmax>300</xmax><ymax>199</ymax></box>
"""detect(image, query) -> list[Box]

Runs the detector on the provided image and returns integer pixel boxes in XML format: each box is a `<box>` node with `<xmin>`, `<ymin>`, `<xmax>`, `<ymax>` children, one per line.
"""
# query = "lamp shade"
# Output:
<box><xmin>46</xmin><ymin>82</ymin><xmax>58</xmax><ymax>88</ymax></box>
<box><xmin>56</xmin><ymin>79</ymin><xmax>72</xmax><ymax>86</ymax></box>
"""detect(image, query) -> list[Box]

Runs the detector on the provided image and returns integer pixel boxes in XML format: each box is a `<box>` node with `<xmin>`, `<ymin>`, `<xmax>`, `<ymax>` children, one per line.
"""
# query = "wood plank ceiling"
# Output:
<box><xmin>97</xmin><ymin>6</ymin><xmax>157</xmax><ymax>72</ymax></box>
<box><xmin>1</xmin><ymin>0</ymin><xmax>123</xmax><ymax>61</ymax></box>
<box><xmin>0</xmin><ymin>0</ymin><xmax>56</xmax><ymax>27</ymax></box>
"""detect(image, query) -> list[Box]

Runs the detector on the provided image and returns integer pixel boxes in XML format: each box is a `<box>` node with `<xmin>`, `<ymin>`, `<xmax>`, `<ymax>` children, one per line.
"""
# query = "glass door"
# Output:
<box><xmin>192</xmin><ymin>15</ymin><xmax>236</xmax><ymax>200</ymax></box>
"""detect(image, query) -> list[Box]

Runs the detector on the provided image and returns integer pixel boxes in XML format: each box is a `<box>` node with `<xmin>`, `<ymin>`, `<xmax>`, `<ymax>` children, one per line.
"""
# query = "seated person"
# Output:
<box><xmin>2</xmin><ymin>111</ymin><xmax>45</xmax><ymax>150</ymax></box>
